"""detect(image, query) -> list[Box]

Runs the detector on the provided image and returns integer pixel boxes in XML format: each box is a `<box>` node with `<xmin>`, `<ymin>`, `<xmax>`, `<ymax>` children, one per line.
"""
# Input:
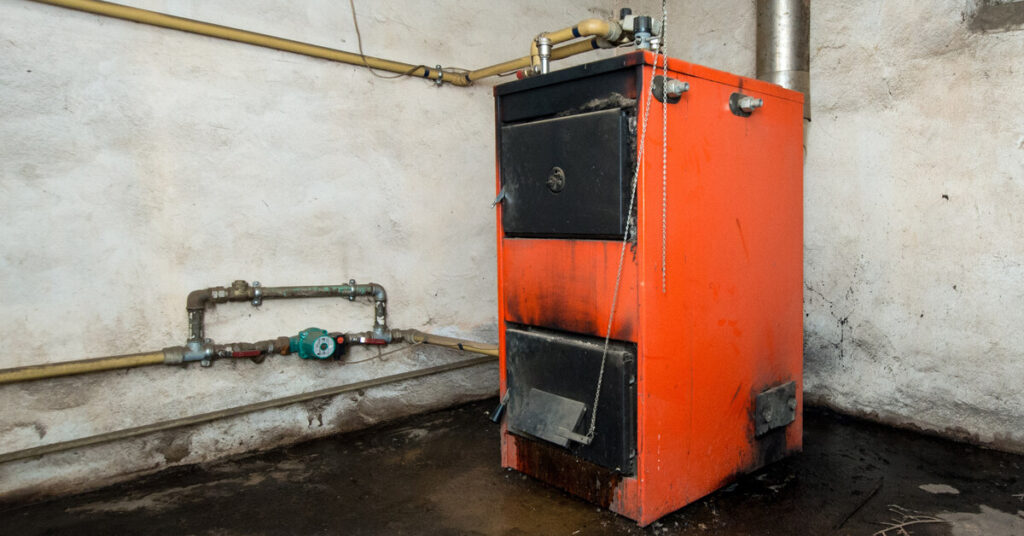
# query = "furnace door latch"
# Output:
<box><xmin>652</xmin><ymin>75</ymin><xmax>689</xmax><ymax>104</ymax></box>
<box><xmin>491</xmin><ymin>186</ymin><xmax>506</xmax><ymax>208</ymax></box>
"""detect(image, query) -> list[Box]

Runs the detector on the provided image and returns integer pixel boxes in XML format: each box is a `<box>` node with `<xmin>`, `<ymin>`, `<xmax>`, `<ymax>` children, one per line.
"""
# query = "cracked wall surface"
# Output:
<box><xmin>631</xmin><ymin>0</ymin><xmax>1024</xmax><ymax>452</ymax></box>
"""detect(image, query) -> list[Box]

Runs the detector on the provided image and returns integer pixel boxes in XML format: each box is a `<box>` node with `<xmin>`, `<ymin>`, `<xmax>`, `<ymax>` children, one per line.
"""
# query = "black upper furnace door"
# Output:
<box><xmin>499</xmin><ymin>108</ymin><xmax>634</xmax><ymax>238</ymax></box>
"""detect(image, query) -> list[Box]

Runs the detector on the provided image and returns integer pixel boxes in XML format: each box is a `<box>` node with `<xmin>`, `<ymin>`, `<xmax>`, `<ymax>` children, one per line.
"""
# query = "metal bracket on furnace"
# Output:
<box><xmin>754</xmin><ymin>380</ymin><xmax>797</xmax><ymax>436</ymax></box>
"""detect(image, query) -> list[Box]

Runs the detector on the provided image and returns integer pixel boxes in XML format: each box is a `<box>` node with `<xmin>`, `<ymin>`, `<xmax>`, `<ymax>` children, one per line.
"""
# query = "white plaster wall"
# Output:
<box><xmin>631</xmin><ymin>0</ymin><xmax>1024</xmax><ymax>451</ymax></box>
<box><xmin>0</xmin><ymin>0</ymin><xmax>624</xmax><ymax>501</ymax></box>
<box><xmin>803</xmin><ymin>0</ymin><xmax>1024</xmax><ymax>452</ymax></box>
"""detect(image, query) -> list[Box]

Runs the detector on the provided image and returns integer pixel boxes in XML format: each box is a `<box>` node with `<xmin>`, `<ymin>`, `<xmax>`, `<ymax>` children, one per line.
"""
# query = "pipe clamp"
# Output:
<box><xmin>251</xmin><ymin>281</ymin><xmax>262</xmax><ymax>306</ymax></box>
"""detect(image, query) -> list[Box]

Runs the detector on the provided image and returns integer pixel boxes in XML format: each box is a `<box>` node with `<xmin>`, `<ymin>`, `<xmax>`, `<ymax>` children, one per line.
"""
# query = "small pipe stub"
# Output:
<box><xmin>652</xmin><ymin>75</ymin><xmax>688</xmax><ymax>104</ymax></box>
<box><xmin>634</xmin><ymin>15</ymin><xmax>653</xmax><ymax>49</ymax></box>
<box><xmin>536</xmin><ymin>36</ymin><xmax>552</xmax><ymax>74</ymax></box>
<box><xmin>729</xmin><ymin>92</ymin><xmax>764</xmax><ymax>117</ymax></box>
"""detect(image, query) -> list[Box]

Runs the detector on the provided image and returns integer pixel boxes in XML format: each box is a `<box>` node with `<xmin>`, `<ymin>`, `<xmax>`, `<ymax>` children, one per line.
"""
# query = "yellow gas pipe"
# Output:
<box><xmin>29</xmin><ymin>0</ymin><xmax>621</xmax><ymax>85</ymax></box>
<box><xmin>529</xmin><ymin>19</ymin><xmax>622</xmax><ymax>73</ymax></box>
<box><xmin>0</xmin><ymin>351</ymin><xmax>165</xmax><ymax>385</ymax></box>
<box><xmin>0</xmin><ymin>333</ymin><xmax>497</xmax><ymax>385</ymax></box>
<box><xmin>29</xmin><ymin>0</ymin><xmax>470</xmax><ymax>85</ymax></box>
<box><xmin>468</xmin><ymin>38</ymin><xmax>605</xmax><ymax>82</ymax></box>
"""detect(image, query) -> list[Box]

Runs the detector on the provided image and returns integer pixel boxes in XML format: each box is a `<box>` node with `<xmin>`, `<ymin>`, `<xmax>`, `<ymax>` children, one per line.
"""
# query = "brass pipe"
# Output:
<box><xmin>529</xmin><ymin>19</ymin><xmax>621</xmax><ymax>72</ymax></box>
<box><xmin>551</xmin><ymin>38</ymin><xmax>607</xmax><ymax>60</ymax></box>
<box><xmin>467</xmin><ymin>38</ymin><xmax>602</xmax><ymax>81</ymax></box>
<box><xmin>0</xmin><ymin>351</ymin><xmax>165</xmax><ymax>385</ymax></box>
<box><xmin>546</xmin><ymin>19</ymin><xmax>619</xmax><ymax>46</ymax></box>
<box><xmin>395</xmin><ymin>329</ymin><xmax>499</xmax><ymax>357</ymax></box>
<box><xmin>0</xmin><ymin>330</ymin><xmax>498</xmax><ymax>385</ymax></box>
<box><xmin>33</xmin><ymin>0</ymin><xmax>620</xmax><ymax>86</ymax></box>
<box><xmin>28</xmin><ymin>0</ymin><xmax>471</xmax><ymax>86</ymax></box>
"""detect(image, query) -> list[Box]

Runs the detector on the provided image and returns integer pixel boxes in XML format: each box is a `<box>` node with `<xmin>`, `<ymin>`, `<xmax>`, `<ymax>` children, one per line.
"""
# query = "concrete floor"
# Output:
<box><xmin>1</xmin><ymin>400</ymin><xmax>1022</xmax><ymax>535</ymax></box>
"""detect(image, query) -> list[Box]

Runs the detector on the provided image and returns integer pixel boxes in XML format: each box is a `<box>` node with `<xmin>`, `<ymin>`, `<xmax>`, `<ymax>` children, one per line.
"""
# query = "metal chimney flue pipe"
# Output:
<box><xmin>756</xmin><ymin>0</ymin><xmax>810</xmax><ymax>120</ymax></box>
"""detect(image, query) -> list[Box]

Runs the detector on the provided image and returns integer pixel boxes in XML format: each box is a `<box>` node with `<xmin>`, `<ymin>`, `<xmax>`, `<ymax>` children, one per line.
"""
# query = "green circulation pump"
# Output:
<box><xmin>290</xmin><ymin>327</ymin><xmax>338</xmax><ymax>360</ymax></box>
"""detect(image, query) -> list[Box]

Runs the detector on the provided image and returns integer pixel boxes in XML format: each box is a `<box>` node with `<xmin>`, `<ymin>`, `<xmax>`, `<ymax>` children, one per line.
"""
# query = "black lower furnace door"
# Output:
<box><xmin>505</xmin><ymin>325</ymin><xmax>637</xmax><ymax>474</ymax></box>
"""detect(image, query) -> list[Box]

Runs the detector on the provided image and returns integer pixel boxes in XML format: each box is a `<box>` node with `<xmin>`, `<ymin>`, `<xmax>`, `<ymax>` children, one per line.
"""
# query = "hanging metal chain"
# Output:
<box><xmin>583</xmin><ymin>0</ymin><xmax>669</xmax><ymax>444</ymax></box>
<box><xmin>660</xmin><ymin>0</ymin><xmax>670</xmax><ymax>294</ymax></box>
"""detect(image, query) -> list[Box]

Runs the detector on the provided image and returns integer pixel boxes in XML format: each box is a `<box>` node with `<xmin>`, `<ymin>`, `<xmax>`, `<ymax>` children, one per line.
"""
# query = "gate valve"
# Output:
<box><xmin>290</xmin><ymin>327</ymin><xmax>340</xmax><ymax>360</ymax></box>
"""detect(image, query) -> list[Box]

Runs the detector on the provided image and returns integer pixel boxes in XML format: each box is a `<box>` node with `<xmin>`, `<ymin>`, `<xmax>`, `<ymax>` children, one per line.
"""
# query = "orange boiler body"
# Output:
<box><xmin>494</xmin><ymin>51</ymin><xmax>804</xmax><ymax>526</ymax></box>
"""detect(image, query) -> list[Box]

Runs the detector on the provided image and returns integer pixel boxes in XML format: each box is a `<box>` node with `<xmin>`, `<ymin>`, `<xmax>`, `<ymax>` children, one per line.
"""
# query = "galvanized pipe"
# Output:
<box><xmin>186</xmin><ymin>281</ymin><xmax>388</xmax><ymax>343</ymax></box>
<box><xmin>756</xmin><ymin>0</ymin><xmax>810</xmax><ymax>119</ymax></box>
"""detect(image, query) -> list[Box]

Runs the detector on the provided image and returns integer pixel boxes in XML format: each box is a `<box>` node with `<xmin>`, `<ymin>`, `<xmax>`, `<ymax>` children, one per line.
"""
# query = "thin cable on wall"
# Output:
<box><xmin>348</xmin><ymin>0</ymin><xmax>422</xmax><ymax>78</ymax></box>
<box><xmin>347</xmin><ymin>0</ymin><xmax>469</xmax><ymax>80</ymax></box>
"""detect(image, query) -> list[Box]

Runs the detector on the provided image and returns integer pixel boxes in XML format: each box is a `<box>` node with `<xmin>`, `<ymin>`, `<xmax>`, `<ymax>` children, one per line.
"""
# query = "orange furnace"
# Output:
<box><xmin>492</xmin><ymin>51</ymin><xmax>804</xmax><ymax>526</ymax></box>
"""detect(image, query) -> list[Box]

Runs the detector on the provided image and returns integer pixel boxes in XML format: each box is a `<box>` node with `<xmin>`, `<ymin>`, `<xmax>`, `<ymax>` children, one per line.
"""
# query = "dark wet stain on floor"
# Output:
<box><xmin>1</xmin><ymin>400</ymin><xmax>1022</xmax><ymax>535</ymax></box>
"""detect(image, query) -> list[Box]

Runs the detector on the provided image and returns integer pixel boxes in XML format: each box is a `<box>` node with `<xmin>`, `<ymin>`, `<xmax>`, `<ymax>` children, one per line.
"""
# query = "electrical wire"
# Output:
<box><xmin>345</xmin><ymin>341</ymin><xmax>423</xmax><ymax>364</ymax></box>
<box><xmin>347</xmin><ymin>0</ymin><xmax>469</xmax><ymax>81</ymax></box>
<box><xmin>348</xmin><ymin>0</ymin><xmax>424</xmax><ymax>78</ymax></box>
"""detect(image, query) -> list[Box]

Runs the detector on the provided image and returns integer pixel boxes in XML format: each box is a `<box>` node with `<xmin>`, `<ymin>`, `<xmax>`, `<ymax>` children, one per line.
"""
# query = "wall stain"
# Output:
<box><xmin>969</xmin><ymin>1</ymin><xmax>1024</xmax><ymax>33</ymax></box>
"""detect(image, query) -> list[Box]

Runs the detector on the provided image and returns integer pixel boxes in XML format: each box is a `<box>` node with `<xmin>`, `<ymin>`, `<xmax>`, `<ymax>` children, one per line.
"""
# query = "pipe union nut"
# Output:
<box><xmin>664</xmin><ymin>79</ymin><xmax>689</xmax><ymax>97</ymax></box>
<box><xmin>738</xmin><ymin>96</ymin><xmax>764</xmax><ymax>113</ymax></box>
<box><xmin>536</xmin><ymin>36</ymin><xmax>552</xmax><ymax>55</ymax></box>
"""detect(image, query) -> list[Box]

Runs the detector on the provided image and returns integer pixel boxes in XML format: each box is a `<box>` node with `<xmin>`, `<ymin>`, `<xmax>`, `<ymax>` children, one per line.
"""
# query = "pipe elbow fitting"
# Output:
<box><xmin>368</xmin><ymin>283</ymin><xmax>387</xmax><ymax>303</ymax></box>
<box><xmin>577</xmin><ymin>18</ymin><xmax>620</xmax><ymax>41</ymax></box>
<box><xmin>186</xmin><ymin>289</ymin><xmax>212</xmax><ymax>310</ymax></box>
<box><xmin>529</xmin><ymin>39</ymin><xmax>541</xmax><ymax>71</ymax></box>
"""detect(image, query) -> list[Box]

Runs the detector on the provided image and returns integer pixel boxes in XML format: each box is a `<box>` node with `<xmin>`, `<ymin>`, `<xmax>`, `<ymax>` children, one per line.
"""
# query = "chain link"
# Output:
<box><xmin>584</xmin><ymin>0</ymin><xmax>669</xmax><ymax>443</ymax></box>
<box><xmin>660</xmin><ymin>0</ymin><xmax>669</xmax><ymax>294</ymax></box>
